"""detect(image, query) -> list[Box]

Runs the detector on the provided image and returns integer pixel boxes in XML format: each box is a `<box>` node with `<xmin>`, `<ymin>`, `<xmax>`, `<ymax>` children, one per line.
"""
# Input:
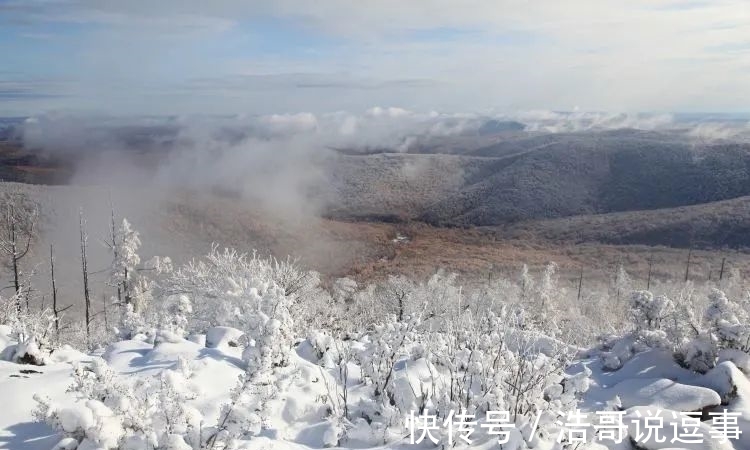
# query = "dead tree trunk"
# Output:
<box><xmin>10</xmin><ymin>220</ymin><xmax>18</xmax><ymax>299</ymax></box>
<box><xmin>50</xmin><ymin>244</ymin><xmax>59</xmax><ymax>337</ymax></box>
<box><xmin>2</xmin><ymin>204</ymin><xmax>35</xmax><ymax>312</ymax></box>
<box><xmin>577</xmin><ymin>266</ymin><xmax>584</xmax><ymax>301</ymax></box>
<box><xmin>684</xmin><ymin>247</ymin><xmax>692</xmax><ymax>283</ymax></box>
<box><xmin>79</xmin><ymin>211</ymin><xmax>91</xmax><ymax>338</ymax></box>
<box><xmin>647</xmin><ymin>252</ymin><xmax>653</xmax><ymax>290</ymax></box>
<box><xmin>719</xmin><ymin>257</ymin><xmax>726</xmax><ymax>281</ymax></box>
<box><xmin>102</xmin><ymin>294</ymin><xmax>108</xmax><ymax>331</ymax></box>
<box><xmin>109</xmin><ymin>207</ymin><xmax>123</xmax><ymax>305</ymax></box>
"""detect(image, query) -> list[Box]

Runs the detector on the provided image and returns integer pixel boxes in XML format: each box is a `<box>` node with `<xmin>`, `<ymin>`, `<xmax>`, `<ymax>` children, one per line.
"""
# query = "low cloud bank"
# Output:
<box><xmin>11</xmin><ymin>108</ymin><xmax>750</xmax><ymax>218</ymax></box>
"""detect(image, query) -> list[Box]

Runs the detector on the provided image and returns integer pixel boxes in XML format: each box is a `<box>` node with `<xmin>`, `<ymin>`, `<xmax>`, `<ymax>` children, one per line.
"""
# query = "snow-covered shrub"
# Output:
<box><xmin>332</xmin><ymin>277</ymin><xmax>358</xmax><ymax>304</ymax></box>
<box><xmin>358</xmin><ymin>315</ymin><xmax>418</xmax><ymax>402</ymax></box>
<box><xmin>269</xmin><ymin>256</ymin><xmax>320</xmax><ymax>298</ymax></box>
<box><xmin>158</xmin><ymin>246</ymin><xmax>294</xmax><ymax>334</ymax></box>
<box><xmin>335</xmin><ymin>280</ymin><xmax>583</xmax><ymax>448</ymax></box>
<box><xmin>313</xmin><ymin>333</ymin><xmax>355</xmax><ymax>447</ymax></box>
<box><xmin>370</xmin><ymin>275</ymin><xmax>418</xmax><ymax>322</ymax></box>
<box><xmin>241</xmin><ymin>296</ymin><xmax>294</xmax><ymax>369</ymax></box>
<box><xmin>62</xmin><ymin>315</ymin><xmax>116</xmax><ymax>353</ymax></box>
<box><xmin>717</xmin><ymin>267</ymin><xmax>749</xmax><ymax>303</ymax></box>
<box><xmin>421</xmin><ymin>308</ymin><xmax>577</xmax><ymax>421</ymax></box>
<box><xmin>307</xmin><ymin>329</ymin><xmax>342</xmax><ymax>365</ymax></box>
<box><xmin>520</xmin><ymin>263</ymin><xmax>564</xmax><ymax>337</ymax></box>
<box><xmin>630</xmin><ymin>290</ymin><xmax>675</xmax><ymax>331</ymax></box>
<box><xmin>209</xmin><ymin>302</ymin><xmax>295</xmax><ymax>446</ymax></box>
<box><xmin>294</xmin><ymin>285</ymin><xmax>337</xmax><ymax>334</ymax></box>
<box><xmin>34</xmin><ymin>396</ymin><xmax>124</xmax><ymax>450</ymax></box>
<box><xmin>677</xmin><ymin>288</ymin><xmax>750</xmax><ymax>372</ymax></box>
<box><xmin>0</xmin><ymin>293</ymin><xmax>58</xmax><ymax>364</ymax></box>
<box><xmin>704</xmin><ymin>288</ymin><xmax>750</xmax><ymax>351</ymax></box>
<box><xmin>678</xmin><ymin>332</ymin><xmax>718</xmax><ymax>373</ymax></box>
<box><xmin>601</xmin><ymin>286</ymin><xmax>750</xmax><ymax>374</ymax></box>
<box><xmin>154</xmin><ymin>294</ymin><xmax>193</xmax><ymax>344</ymax></box>
<box><xmin>35</xmin><ymin>356</ymin><xmax>202</xmax><ymax>450</ymax></box>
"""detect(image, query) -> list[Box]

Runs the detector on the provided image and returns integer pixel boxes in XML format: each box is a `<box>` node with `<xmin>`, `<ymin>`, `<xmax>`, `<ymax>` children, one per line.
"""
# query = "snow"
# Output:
<box><xmin>50</xmin><ymin>438</ymin><xmax>77</xmax><ymax>450</ymax></box>
<box><xmin>49</xmin><ymin>346</ymin><xmax>87</xmax><ymax>364</ymax></box>
<box><xmin>205</xmin><ymin>326</ymin><xmax>245</xmax><ymax>349</ymax></box>
<box><xmin>57</xmin><ymin>404</ymin><xmax>94</xmax><ymax>433</ymax></box>
<box><xmin>593</xmin><ymin>349</ymin><xmax>699</xmax><ymax>387</ymax></box>
<box><xmin>577</xmin><ymin>349</ymin><xmax>747</xmax><ymax>450</ymax></box>
<box><xmin>0</xmin><ymin>358</ymin><xmax>83</xmax><ymax>449</ymax></box>
<box><xmin>611</xmin><ymin>377</ymin><xmax>721</xmax><ymax>411</ymax></box>
<box><xmin>719</xmin><ymin>349</ymin><xmax>750</xmax><ymax>375</ymax></box>
<box><xmin>700</xmin><ymin>361</ymin><xmax>750</xmax><ymax>450</ymax></box>
<box><xmin>7</xmin><ymin>243</ymin><xmax>750</xmax><ymax>450</ymax></box>
<box><xmin>702</xmin><ymin>361</ymin><xmax>750</xmax><ymax>407</ymax></box>
<box><xmin>11</xmin><ymin>338</ymin><xmax>46</xmax><ymax>366</ymax></box>
<box><xmin>0</xmin><ymin>325</ymin><xmax>12</xmax><ymax>353</ymax></box>
<box><xmin>158</xmin><ymin>434</ymin><xmax>192</xmax><ymax>450</ymax></box>
<box><xmin>101</xmin><ymin>339</ymin><xmax>155</xmax><ymax>373</ymax></box>
<box><xmin>4</xmin><ymin>329</ymin><xmax>750</xmax><ymax>450</ymax></box>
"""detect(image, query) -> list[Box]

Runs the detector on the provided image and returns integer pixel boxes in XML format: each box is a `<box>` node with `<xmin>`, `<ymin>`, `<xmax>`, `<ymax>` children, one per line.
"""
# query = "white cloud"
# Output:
<box><xmin>365</xmin><ymin>107</ymin><xmax>411</xmax><ymax>118</ymax></box>
<box><xmin>261</xmin><ymin>113</ymin><xmax>319</xmax><ymax>135</ymax></box>
<box><xmin>1</xmin><ymin>0</ymin><xmax>749</xmax><ymax>113</ymax></box>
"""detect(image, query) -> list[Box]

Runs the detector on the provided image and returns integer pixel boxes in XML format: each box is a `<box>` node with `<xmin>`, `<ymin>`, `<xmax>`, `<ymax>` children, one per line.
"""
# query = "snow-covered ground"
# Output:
<box><xmin>3</xmin><ymin>222</ymin><xmax>750</xmax><ymax>449</ymax></box>
<box><xmin>3</xmin><ymin>326</ymin><xmax>750</xmax><ymax>450</ymax></box>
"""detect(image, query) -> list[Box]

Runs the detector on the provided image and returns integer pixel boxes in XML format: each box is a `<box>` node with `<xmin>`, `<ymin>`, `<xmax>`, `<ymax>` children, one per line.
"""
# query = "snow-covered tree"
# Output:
<box><xmin>107</xmin><ymin>218</ymin><xmax>148</xmax><ymax>340</ymax></box>
<box><xmin>630</xmin><ymin>290</ymin><xmax>675</xmax><ymax>331</ymax></box>
<box><xmin>332</xmin><ymin>277</ymin><xmax>358</xmax><ymax>304</ymax></box>
<box><xmin>109</xmin><ymin>218</ymin><xmax>142</xmax><ymax>306</ymax></box>
<box><xmin>611</xmin><ymin>264</ymin><xmax>632</xmax><ymax>304</ymax></box>
<box><xmin>158</xmin><ymin>246</ymin><xmax>294</xmax><ymax>335</ymax></box>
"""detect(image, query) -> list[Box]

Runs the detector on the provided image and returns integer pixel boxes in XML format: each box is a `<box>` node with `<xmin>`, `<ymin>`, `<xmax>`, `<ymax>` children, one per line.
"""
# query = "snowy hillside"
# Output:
<box><xmin>2</xmin><ymin>220</ymin><xmax>750</xmax><ymax>449</ymax></box>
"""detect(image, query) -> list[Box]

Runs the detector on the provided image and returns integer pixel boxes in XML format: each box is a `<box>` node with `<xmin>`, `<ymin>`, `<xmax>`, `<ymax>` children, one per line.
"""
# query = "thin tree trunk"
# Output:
<box><xmin>4</xmin><ymin>204</ymin><xmax>35</xmax><ymax>312</ymax></box>
<box><xmin>50</xmin><ymin>244</ymin><xmax>59</xmax><ymax>337</ymax></box>
<box><xmin>11</xmin><ymin>237</ymin><xmax>19</xmax><ymax>294</ymax></box>
<box><xmin>685</xmin><ymin>247</ymin><xmax>692</xmax><ymax>282</ymax></box>
<box><xmin>647</xmin><ymin>252</ymin><xmax>653</xmax><ymax>290</ymax></box>
<box><xmin>719</xmin><ymin>257</ymin><xmax>726</xmax><ymax>281</ymax></box>
<box><xmin>80</xmin><ymin>211</ymin><xmax>91</xmax><ymax>338</ymax></box>
<box><xmin>8</xmin><ymin>206</ymin><xmax>21</xmax><ymax>311</ymax></box>
<box><xmin>102</xmin><ymin>294</ymin><xmax>109</xmax><ymax>331</ymax></box>
<box><xmin>110</xmin><ymin>207</ymin><xmax>122</xmax><ymax>306</ymax></box>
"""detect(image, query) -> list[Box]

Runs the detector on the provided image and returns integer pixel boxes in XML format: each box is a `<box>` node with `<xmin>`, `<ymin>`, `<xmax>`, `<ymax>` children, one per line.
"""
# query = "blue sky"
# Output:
<box><xmin>1</xmin><ymin>0</ymin><xmax>749</xmax><ymax>115</ymax></box>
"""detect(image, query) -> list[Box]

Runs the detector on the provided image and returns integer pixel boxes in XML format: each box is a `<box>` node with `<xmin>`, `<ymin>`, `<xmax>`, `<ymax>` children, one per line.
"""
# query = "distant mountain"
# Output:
<box><xmin>5</xmin><ymin>123</ymin><xmax>750</xmax><ymax>249</ymax></box>
<box><xmin>419</xmin><ymin>132</ymin><xmax>750</xmax><ymax>225</ymax></box>
<box><xmin>325</xmin><ymin>130</ymin><xmax>750</xmax><ymax>247</ymax></box>
<box><xmin>498</xmin><ymin>194</ymin><xmax>750</xmax><ymax>249</ymax></box>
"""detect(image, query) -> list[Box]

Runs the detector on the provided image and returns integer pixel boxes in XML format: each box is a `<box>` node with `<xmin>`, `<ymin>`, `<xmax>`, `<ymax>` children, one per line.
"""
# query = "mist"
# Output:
<box><xmin>14</xmin><ymin>109</ymin><xmax>750</xmax><ymax>228</ymax></box>
<box><xmin>4</xmin><ymin>108</ymin><xmax>750</xmax><ymax>316</ymax></box>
